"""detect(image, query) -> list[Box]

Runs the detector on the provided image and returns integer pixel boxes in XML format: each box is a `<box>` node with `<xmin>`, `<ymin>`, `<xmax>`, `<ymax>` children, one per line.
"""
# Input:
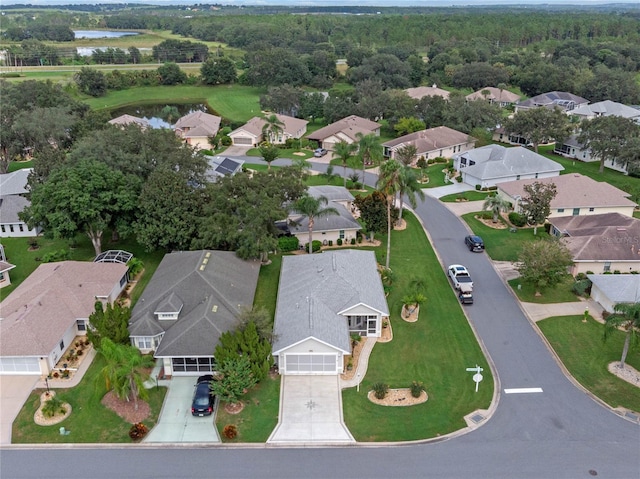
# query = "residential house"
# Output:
<box><xmin>0</xmin><ymin>261</ymin><xmax>128</xmax><ymax>375</ymax></box>
<box><xmin>108</xmin><ymin>114</ymin><xmax>149</xmax><ymax>129</ymax></box>
<box><xmin>497</xmin><ymin>173</ymin><xmax>637</xmax><ymax>219</ymax></box>
<box><xmin>466</xmin><ymin>87</ymin><xmax>521</xmax><ymax>107</ymax></box>
<box><xmin>514</xmin><ymin>91</ymin><xmax>589</xmax><ymax>113</ymax></box>
<box><xmin>492</xmin><ymin>126</ymin><xmax>530</xmax><ymax>146</ymax></box>
<box><xmin>587</xmin><ymin>274</ymin><xmax>640</xmax><ymax>313</ymax></box>
<box><xmin>128</xmin><ymin>250</ymin><xmax>260</xmax><ymax>377</ymax></box>
<box><xmin>404</xmin><ymin>85</ymin><xmax>451</xmax><ymax>101</ymax></box>
<box><xmin>272</xmin><ymin>249</ymin><xmax>389</xmax><ymax>375</ymax></box>
<box><xmin>205</xmin><ymin>156</ymin><xmax>244</xmax><ymax>181</ymax></box>
<box><xmin>382</xmin><ymin>126</ymin><xmax>476</xmax><ymax>164</ymax></box>
<box><xmin>174</xmin><ymin>111</ymin><xmax>222</xmax><ymax>150</ymax></box>
<box><xmin>453</xmin><ymin>144</ymin><xmax>564</xmax><ymax>188</ymax></box>
<box><xmin>286</xmin><ymin>186</ymin><xmax>361</xmax><ymax>247</ymax></box>
<box><xmin>0</xmin><ymin>169</ymin><xmax>40</xmax><ymax>238</ymax></box>
<box><xmin>229</xmin><ymin>114</ymin><xmax>308</xmax><ymax>147</ymax></box>
<box><xmin>570</xmin><ymin>100</ymin><xmax>640</xmax><ymax>124</ymax></box>
<box><xmin>0</xmin><ymin>260</ymin><xmax>16</xmax><ymax>289</ymax></box>
<box><xmin>306</xmin><ymin>115</ymin><xmax>381</xmax><ymax>151</ymax></box>
<box><xmin>553</xmin><ymin>134</ymin><xmax>632</xmax><ymax>175</ymax></box>
<box><xmin>549</xmin><ymin>213</ymin><xmax>640</xmax><ymax>275</ymax></box>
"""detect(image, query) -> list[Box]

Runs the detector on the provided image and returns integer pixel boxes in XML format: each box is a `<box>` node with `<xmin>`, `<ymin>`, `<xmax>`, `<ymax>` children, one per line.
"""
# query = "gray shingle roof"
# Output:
<box><xmin>0</xmin><ymin>195</ymin><xmax>29</xmax><ymax>223</ymax></box>
<box><xmin>588</xmin><ymin>274</ymin><xmax>640</xmax><ymax>304</ymax></box>
<box><xmin>0</xmin><ymin>169</ymin><xmax>30</xmax><ymax>196</ymax></box>
<box><xmin>272</xmin><ymin>250</ymin><xmax>389</xmax><ymax>353</ymax></box>
<box><xmin>288</xmin><ymin>203</ymin><xmax>361</xmax><ymax>235</ymax></box>
<box><xmin>457</xmin><ymin>145</ymin><xmax>564</xmax><ymax>181</ymax></box>
<box><xmin>128</xmin><ymin>250</ymin><xmax>260</xmax><ymax>357</ymax></box>
<box><xmin>307</xmin><ymin>185</ymin><xmax>354</xmax><ymax>203</ymax></box>
<box><xmin>571</xmin><ymin>100</ymin><xmax>640</xmax><ymax>120</ymax></box>
<box><xmin>516</xmin><ymin>91</ymin><xmax>588</xmax><ymax>111</ymax></box>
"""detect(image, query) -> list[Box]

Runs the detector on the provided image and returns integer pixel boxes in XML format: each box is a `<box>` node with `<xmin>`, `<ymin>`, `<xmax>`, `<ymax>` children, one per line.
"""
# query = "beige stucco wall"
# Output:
<box><xmin>293</xmin><ymin>229</ymin><xmax>359</xmax><ymax>247</ymax></box>
<box><xmin>572</xmin><ymin>261</ymin><xmax>640</xmax><ymax>275</ymax></box>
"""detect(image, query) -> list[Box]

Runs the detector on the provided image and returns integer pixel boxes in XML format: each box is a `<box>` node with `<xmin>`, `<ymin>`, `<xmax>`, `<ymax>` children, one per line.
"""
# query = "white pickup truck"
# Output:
<box><xmin>448</xmin><ymin>264</ymin><xmax>473</xmax><ymax>292</ymax></box>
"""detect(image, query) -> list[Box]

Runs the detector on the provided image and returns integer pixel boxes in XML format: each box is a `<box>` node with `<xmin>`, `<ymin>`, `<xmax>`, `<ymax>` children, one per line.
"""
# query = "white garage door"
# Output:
<box><xmin>233</xmin><ymin>137</ymin><xmax>253</xmax><ymax>145</ymax></box>
<box><xmin>0</xmin><ymin>357</ymin><xmax>41</xmax><ymax>375</ymax></box>
<box><xmin>284</xmin><ymin>353</ymin><xmax>338</xmax><ymax>375</ymax></box>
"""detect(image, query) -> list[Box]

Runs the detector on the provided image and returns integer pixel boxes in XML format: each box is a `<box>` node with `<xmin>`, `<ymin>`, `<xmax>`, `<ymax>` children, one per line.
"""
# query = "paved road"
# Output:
<box><xmin>2</xmin><ymin>161</ymin><xmax>638</xmax><ymax>478</ymax></box>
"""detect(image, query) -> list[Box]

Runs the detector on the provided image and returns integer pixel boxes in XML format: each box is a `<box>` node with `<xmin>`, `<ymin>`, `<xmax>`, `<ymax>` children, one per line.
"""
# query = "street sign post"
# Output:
<box><xmin>466</xmin><ymin>365</ymin><xmax>484</xmax><ymax>392</ymax></box>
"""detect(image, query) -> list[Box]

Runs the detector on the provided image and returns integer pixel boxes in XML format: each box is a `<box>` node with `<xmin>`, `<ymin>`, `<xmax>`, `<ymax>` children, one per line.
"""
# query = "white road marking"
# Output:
<box><xmin>504</xmin><ymin>387</ymin><xmax>544</xmax><ymax>394</ymax></box>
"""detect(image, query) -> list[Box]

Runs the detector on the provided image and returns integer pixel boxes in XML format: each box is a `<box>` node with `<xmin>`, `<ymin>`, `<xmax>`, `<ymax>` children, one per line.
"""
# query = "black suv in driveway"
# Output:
<box><xmin>464</xmin><ymin>235</ymin><xmax>484</xmax><ymax>252</ymax></box>
<box><xmin>191</xmin><ymin>375</ymin><xmax>215</xmax><ymax>416</ymax></box>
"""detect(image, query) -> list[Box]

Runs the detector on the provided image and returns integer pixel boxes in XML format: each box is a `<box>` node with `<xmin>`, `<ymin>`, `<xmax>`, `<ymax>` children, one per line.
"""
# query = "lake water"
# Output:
<box><xmin>110</xmin><ymin>103</ymin><xmax>212</xmax><ymax>129</ymax></box>
<box><xmin>76</xmin><ymin>47</ymin><xmax>151</xmax><ymax>57</ymax></box>
<box><xmin>74</xmin><ymin>30</ymin><xmax>140</xmax><ymax>39</ymax></box>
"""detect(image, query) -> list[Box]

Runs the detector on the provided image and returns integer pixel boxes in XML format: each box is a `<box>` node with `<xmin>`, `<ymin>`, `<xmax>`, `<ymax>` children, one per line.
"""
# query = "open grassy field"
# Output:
<box><xmin>12</xmin><ymin>354</ymin><xmax>167</xmax><ymax>444</ymax></box>
<box><xmin>461</xmin><ymin>212</ymin><xmax>551</xmax><ymax>262</ymax></box>
<box><xmin>538</xmin><ymin>315</ymin><xmax>640</xmax><ymax>413</ymax></box>
<box><xmin>342</xmin><ymin>212</ymin><xmax>493</xmax><ymax>441</ymax></box>
<box><xmin>83</xmin><ymin>84</ymin><xmax>264</xmax><ymax>123</ymax></box>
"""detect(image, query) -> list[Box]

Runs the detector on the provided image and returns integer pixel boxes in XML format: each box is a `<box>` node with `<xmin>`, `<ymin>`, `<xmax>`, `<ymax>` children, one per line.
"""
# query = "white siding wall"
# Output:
<box><xmin>572</xmin><ymin>261</ymin><xmax>640</xmax><ymax>275</ymax></box>
<box><xmin>293</xmin><ymin>229</ymin><xmax>359</xmax><ymax>247</ymax></box>
<box><xmin>0</xmin><ymin>222</ymin><xmax>39</xmax><ymax>237</ymax></box>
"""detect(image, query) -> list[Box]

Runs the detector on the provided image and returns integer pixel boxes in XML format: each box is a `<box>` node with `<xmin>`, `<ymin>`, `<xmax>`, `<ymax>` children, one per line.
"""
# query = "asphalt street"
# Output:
<box><xmin>2</xmin><ymin>158</ymin><xmax>638</xmax><ymax>479</ymax></box>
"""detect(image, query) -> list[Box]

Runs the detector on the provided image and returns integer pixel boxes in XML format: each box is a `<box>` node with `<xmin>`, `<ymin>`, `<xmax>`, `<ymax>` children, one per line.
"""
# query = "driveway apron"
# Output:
<box><xmin>0</xmin><ymin>375</ymin><xmax>38</xmax><ymax>445</ymax></box>
<box><xmin>144</xmin><ymin>377</ymin><xmax>220</xmax><ymax>443</ymax></box>
<box><xmin>268</xmin><ymin>375</ymin><xmax>354</xmax><ymax>444</ymax></box>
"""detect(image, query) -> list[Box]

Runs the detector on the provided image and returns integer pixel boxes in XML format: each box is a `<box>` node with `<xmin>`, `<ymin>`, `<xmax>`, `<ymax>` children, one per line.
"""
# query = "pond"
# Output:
<box><xmin>110</xmin><ymin>103</ymin><xmax>213</xmax><ymax>129</ymax></box>
<box><xmin>73</xmin><ymin>30</ymin><xmax>140</xmax><ymax>39</ymax></box>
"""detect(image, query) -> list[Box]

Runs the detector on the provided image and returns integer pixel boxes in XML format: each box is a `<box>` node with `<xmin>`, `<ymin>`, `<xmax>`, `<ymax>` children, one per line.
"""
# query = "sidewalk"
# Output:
<box><xmin>340</xmin><ymin>337</ymin><xmax>376</xmax><ymax>389</ymax></box>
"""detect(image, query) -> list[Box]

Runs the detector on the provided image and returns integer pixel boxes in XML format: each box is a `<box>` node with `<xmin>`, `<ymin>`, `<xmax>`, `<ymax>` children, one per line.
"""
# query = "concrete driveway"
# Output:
<box><xmin>144</xmin><ymin>377</ymin><xmax>220</xmax><ymax>443</ymax></box>
<box><xmin>0</xmin><ymin>375</ymin><xmax>38</xmax><ymax>445</ymax></box>
<box><xmin>268</xmin><ymin>375</ymin><xmax>354</xmax><ymax>444</ymax></box>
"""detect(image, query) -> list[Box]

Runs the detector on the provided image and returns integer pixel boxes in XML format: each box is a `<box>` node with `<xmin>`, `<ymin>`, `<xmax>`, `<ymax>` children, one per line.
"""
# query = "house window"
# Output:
<box><xmin>0</xmin><ymin>225</ymin><xmax>4</xmax><ymax>233</ymax></box>
<box><xmin>18</xmin><ymin>224</ymin><xmax>24</xmax><ymax>232</ymax></box>
<box><xmin>76</xmin><ymin>319</ymin><xmax>86</xmax><ymax>331</ymax></box>
<box><xmin>604</xmin><ymin>262</ymin><xmax>611</xmax><ymax>272</ymax></box>
<box><xmin>460</xmin><ymin>158</ymin><xmax>467</xmax><ymax>167</ymax></box>
<box><xmin>59</xmin><ymin>340</ymin><xmax>65</xmax><ymax>351</ymax></box>
<box><xmin>339</xmin><ymin>230</ymin><xmax>345</xmax><ymax>239</ymax></box>
<box><xmin>557</xmin><ymin>208</ymin><xmax>565</xmax><ymax>213</ymax></box>
<box><xmin>589</xmin><ymin>207</ymin><xmax>595</xmax><ymax>212</ymax></box>
<box><xmin>572</xmin><ymin>208</ymin><xmax>580</xmax><ymax>216</ymax></box>
<box><xmin>535</xmin><ymin>173</ymin><xmax>539</xmax><ymax>179</ymax></box>
<box><xmin>346</xmin><ymin>315</ymin><xmax>378</xmax><ymax>334</ymax></box>
<box><xmin>135</xmin><ymin>337</ymin><xmax>152</xmax><ymax>349</ymax></box>
<box><xmin>516</xmin><ymin>175</ymin><xmax>521</xmax><ymax>180</ymax></box>
<box><xmin>120</xmin><ymin>275</ymin><xmax>127</xmax><ymax>287</ymax></box>
<box><xmin>9</xmin><ymin>225</ymin><xmax>14</xmax><ymax>232</ymax></box>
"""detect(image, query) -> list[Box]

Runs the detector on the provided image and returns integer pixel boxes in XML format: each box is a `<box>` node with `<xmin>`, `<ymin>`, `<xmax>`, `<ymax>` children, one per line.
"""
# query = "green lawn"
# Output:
<box><xmin>634</xmin><ymin>210</ymin><xmax>640</xmax><ymax>219</ymax></box>
<box><xmin>417</xmin><ymin>162</ymin><xmax>452</xmax><ymax>189</ymax></box>
<box><xmin>538</xmin><ymin>315</ymin><xmax>640</xmax><ymax>413</ymax></box>
<box><xmin>461</xmin><ymin>212</ymin><xmax>551</xmax><ymax>262</ymax></box>
<box><xmin>215</xmin><ymin>374</ymin><xmax>281</xmax><ymax>442</ymax></box>
<box><xmin>8</xmin><ymin>160</ymin><xmax>32</xmax><ymax>172</ymax></box>
<box><xmin>12</xmin><ymin>354</ymin><xmax>167</xmax><ymax>444</ymax></box>
<box><xmin>83</xmin><ymin>85</ymin><xmax>264</xmax><ymax>123</ymax></box>
<box><xmin>342</xmin><ymin>212</ymin><xmax>493</xmax><ymax>441</ymax></box>
<box><xmin>508</xmin><ymin>276</ymin><xmax>580</xmax><ymax>303</ymax></box>
<box><xmin>246</xmin><ymin>147</ymin><xmax>315</xmax><ymax>160</ymax></box>
<box><xmin>440</xmin><ymin>190</ymin><xmax>491</xmax><ymax>203</ymax></box>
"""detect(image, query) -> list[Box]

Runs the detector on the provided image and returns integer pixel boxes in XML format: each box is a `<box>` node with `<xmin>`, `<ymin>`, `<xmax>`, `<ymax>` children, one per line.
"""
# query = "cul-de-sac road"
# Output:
<box><xmin>1</xmin><ymin>159</ymin><xmax>638</xmax><ymax>479</ymax></box>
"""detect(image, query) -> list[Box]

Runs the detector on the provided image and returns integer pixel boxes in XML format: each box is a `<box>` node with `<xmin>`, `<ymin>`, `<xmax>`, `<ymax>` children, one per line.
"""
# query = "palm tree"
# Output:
<box><xmin>483</xmin><ymin>195</ymin><xmax>511</xmax><ymax>223</ymax></box>
<box><xmin>356</xmin><ymin>132</ymin><xmax>383</xmax><ymax>188</ymax></box>
<box><xmin>261</xmin><ymin>114</ymin><xmax>285</xmax><ymax>145</ymax></box>
<box><xmin>396</xmin><ymin>166</ymin><xmax>425</xmax><ymax>224</ymax></box>
<box><xmin>100</xmin><ymin>338</ymin><xmax>155</xmax><ymax>410</ymax></box>
<box><xmin>603</xmin><ymin>302</ymin><xmax>640</xmax><ymax>368</ymax></box>
<box><xmin>333</xmin><ymin>140</ymin><xmax>357</xmax><ymax>188</ymax></box>
<box><xmin>293</xmin><ymin>194</ymin><xmax>339</xmax><ymax>254</ymax></box>
<box><xmin>395</xmin><ymin>144</ymin><xmax>418</xmax><ymax>167</ymax></box>
<box><xmin>377</xmin><ymin>159</ymin><xmax>403</xmax><ymax>269</ymax></box>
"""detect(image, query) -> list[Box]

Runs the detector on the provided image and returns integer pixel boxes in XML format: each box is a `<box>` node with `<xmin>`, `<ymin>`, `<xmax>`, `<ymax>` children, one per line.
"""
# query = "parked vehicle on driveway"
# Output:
<box><xmin>191</xmin><ymin>374</ymin><xmax>215</xmax><ymax>417</ymax></box>
<box><xmin>313</xmin><ymin>148</ymin><xmax>328</xmax><ymax>157</ymax></box>
<box><xmin>464</xmin><ymin>235</ymin><xmax>484</xmax><ymax>252</ymax></box>
<box><xmin>448</xmin><ymin>264</ymin><xmax>474</xmax><ymax>291</ymax></box>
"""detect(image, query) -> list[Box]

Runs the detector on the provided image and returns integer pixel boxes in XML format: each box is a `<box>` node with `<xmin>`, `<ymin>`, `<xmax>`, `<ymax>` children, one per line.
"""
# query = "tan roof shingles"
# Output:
<box><xmin>306</xmin><ymin>115</ymin><xmax>380</xmax><ymax>141</ymax></box>
<box><xmin>0</xmin><ymin>261</ymin><xmax>127</xmax><ymax>356</ymax></box>
<box><xmin>230</xmin><ymin>114</ymin><xmax>308</xmax><ymax>138</ymax></box>
<box><xmin>498</xmin><ymin>174</ymin><xmax>637</xmax><ymax>210</ymax></box>
<box><xmin>383</xmin><ymin>126</ymin><xmax>473</xmax><ymax>154</ymax></box>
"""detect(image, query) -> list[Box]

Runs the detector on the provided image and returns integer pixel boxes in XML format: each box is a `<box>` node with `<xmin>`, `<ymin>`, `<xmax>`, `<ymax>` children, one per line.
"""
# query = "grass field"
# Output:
<box><xmin>538</xmin><ymin>315</ymin><xmax>640</xmax><ymax>413</ymax></box>
<box><xmin>508</xmin><ymin>276</ymin><xmax>580</xmax><ymax>304</ymax></box>
<box><xmin>439</xmin><ymin>190</ymin><xmax>491</xmax><ymax>202</ymax></box>
<box><xmin>12</xmin><ymin>354</ymin><xmax>167</xmax><ymax>444</ymax></box>
<box><xmin>342</xmin><ymin>212</ymin><xmax>493</xmax><ymax>441</ymax></box>
<box><xmin>461</xmin><ymin>212</ymin><xmax>551</xmax><ymax>262</ymax></box>
<box><xmin>83</xmin><ymin>85</ymin><xmax>264</xmax><ymax>123</ymax></box>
